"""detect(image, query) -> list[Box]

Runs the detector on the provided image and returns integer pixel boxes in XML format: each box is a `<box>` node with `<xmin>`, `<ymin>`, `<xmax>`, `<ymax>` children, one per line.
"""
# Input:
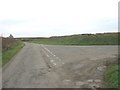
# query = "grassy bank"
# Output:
<box><xmin>105</xmin><ymin>64</ymin><xmax>119</xmax><ymax>88</ymax></box>
<box><xmin>31</xmin><ymin>33</ymin><xmax>119</xmax><ymax>45</ymax></box>
<box><xmin>2</xmin><ymin>41</ymin><xmax>24</xmax><ymax>66</ymax></box>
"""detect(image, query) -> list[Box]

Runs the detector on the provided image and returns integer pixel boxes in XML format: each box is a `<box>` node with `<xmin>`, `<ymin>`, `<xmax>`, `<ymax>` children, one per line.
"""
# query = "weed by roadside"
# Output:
<box><xmin>105</xmin><ymin>64</ymin><xmax>119</xmax><ymax>88</ymax></box>
<box><xmin>2</xmin><ymin>41</ymin><xmax>24</xmax><ymax>66</ymax></box>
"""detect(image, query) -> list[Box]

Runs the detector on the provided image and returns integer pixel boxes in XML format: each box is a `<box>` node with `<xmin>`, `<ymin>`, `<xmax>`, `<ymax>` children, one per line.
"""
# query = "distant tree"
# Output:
<box><xmin>9</xmin><ymin>34</ymin><xmax>14</xmax><ymax>38</ymax></box>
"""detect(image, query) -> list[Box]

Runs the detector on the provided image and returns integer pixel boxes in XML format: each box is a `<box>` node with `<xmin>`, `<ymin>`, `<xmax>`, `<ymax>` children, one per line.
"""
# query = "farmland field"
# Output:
<box><xmin>31</xmin><ymin>33</ymin><xmax>119</xmax><ymax>45</ymax></box>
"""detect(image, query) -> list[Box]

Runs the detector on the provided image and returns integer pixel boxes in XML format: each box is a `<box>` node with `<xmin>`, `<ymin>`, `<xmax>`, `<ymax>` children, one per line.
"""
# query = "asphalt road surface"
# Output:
<box><xmin>2</xmin><ymin>43</ymin><xmax>118</xmax><ymax>88</ymax></box>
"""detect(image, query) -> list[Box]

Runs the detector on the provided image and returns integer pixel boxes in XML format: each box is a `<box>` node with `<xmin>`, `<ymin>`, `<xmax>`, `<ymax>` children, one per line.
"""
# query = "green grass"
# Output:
<box><xmin>105</xmin><ymin>64</ymin><xmax>119</xmax><ymax>88</ymax></box>
<box><xmin>2</xmin><ymin>41</ymin><xmax>24</xmax><ymax>66</ymax></box>
<box><xmin>31</xmin><ymin>33</ymin><xmax>119</xmax><ymax>45</ymax></box>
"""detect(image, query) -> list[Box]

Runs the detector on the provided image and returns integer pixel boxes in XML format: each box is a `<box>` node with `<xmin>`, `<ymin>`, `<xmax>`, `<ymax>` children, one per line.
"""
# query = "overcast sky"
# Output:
<box><xmin>0</xmin><ymin>0</ymin><xmax>119</xmax><ymax>37</ymax></box>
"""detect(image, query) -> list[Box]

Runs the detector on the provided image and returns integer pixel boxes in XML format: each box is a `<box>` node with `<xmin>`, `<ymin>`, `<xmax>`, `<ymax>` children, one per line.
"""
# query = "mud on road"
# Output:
<box><xmin>2</xmin><ymin>43</ymin><xmax>118</xmax><ymax>88</ymax></box>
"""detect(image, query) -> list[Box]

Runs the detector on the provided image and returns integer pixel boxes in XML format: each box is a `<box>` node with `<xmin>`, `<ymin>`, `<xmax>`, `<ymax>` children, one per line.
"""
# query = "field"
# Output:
<box><xmin>31</xmin><ymin>32</ymin><xmax>119</xmax><ymax>45</ymax></box>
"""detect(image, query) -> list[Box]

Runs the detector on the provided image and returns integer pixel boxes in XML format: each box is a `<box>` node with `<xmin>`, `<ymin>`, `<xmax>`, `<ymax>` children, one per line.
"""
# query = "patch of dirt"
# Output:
<box><xmin>57</xmin><ymin>56</ymin><xmax>118</xmax><ymax>88</ymax></box>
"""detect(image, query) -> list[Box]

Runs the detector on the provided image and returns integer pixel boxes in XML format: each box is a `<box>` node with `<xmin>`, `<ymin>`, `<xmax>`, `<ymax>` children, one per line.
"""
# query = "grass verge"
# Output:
<box><xmin>2</xmin><ymin>41</ymin><xmax>24</xmax><ymax>66</ymax></box>
<box><xmin>105</xmin><ymin>64</ymin><xmax>119</xmax><ymax>88</ymax></box>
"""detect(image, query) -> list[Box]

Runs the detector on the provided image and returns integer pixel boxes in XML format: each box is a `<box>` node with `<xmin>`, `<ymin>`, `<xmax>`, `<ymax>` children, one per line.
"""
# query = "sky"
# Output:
<box><xmin>0</xmin><ymin>0</ymin><xmax>119</xmax><ymax>37</ymax></box>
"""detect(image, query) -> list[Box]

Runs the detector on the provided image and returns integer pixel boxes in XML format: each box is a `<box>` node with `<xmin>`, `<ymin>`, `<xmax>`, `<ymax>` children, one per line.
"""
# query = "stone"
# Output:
<box><xmin>94</xmin><ymin>79</ymin><xmax>101</xmax><ymax>83</ymax></box>
<box><xmin>76</xmin><ymin>81</ymin><xmax>84</xmax><ymax>86</ymax></box>
<box><xmin>87</xmin><ymin>79</ymin><xmax>94</xmax><ymax>83</ymax></box>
